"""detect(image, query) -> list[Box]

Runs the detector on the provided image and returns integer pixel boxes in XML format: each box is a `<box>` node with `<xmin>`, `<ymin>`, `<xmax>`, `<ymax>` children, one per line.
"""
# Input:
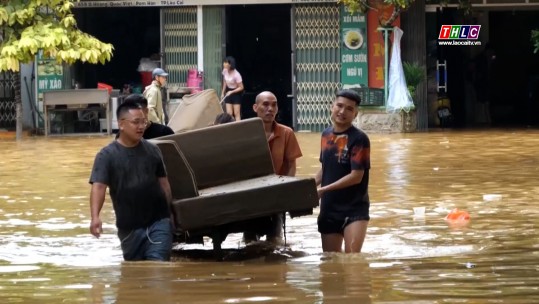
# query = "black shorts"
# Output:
<box><xmin>317</xmin><ymin>215</ymin><xmax>370</xmax><ymax>235</ymax></box>
<box><xmin>224</xmin><ymin>87</ymin><xmax>242</xmax><ymax>105</ymax></box>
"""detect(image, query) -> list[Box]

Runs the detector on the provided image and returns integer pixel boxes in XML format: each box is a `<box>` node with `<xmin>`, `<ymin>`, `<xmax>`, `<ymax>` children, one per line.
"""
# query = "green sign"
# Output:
<box><xmin>35</xmin><ymin>52</ymin><xmax>64</xmax><ymax>128</ymax></box>
<box><xmin>36</xmin><ymin>52</ymin><xmax>63</xmax><ymax>100</ymax></box>
<box><xmin>340</xmin><ymin>5</ymin><xmax>368</xmax><ymax>87</ymax></box>
<box><xmin>37</xmin><ymin>55</ymin><xmax>63</xmax><ymax>91</ymax></box>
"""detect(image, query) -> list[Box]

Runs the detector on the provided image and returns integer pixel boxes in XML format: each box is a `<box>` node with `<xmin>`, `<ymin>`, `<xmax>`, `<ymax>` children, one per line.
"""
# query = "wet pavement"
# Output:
<box><xmin>1</xmin><ymin>129</ymin><xmax>539</xmax><ymax>302</ymax></box>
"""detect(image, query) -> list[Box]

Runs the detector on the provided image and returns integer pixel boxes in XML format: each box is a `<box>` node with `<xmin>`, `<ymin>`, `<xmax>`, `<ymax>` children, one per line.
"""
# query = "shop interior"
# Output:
<box><xmin>225</xmin><ymin>4</ymin><xmax>293</xmax><ymax>127</ymax></box>
<box><xmin>427</xmin><ymin>8</ymin><xmax>539</xmax><ymax>128</ymax></box>
<box><xmin>73</xmin><ymin>7</ymin><xmax>161</xmax><ymax>93</ymax></box>
<box><xmin>46</xmin><ymin>7</ymin><xmax>161</xmax><ymax>134</ymax></box>
<box><xmin>69</xmin><ymin>5</ymin><xmax>295</xmax><ymax>131</ymax></box>
<box><xmin>54</xmin><ymin>6</ymin><xmax>539</xmax><ymax>133</ymax></box>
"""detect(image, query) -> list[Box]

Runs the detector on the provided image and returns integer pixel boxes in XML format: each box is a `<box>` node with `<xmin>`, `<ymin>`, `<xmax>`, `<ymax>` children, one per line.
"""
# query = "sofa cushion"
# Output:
<box><xmin>172</xmin><ymin>175</ymin><xmax>319</xmax><ymax>231</ymax></box>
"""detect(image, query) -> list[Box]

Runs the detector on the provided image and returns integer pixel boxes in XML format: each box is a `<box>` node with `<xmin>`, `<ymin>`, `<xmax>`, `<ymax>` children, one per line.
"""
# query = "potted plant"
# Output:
<box><xmin>398</xmin><ymin>61</ymin><xmax>425</xmax><ymax>132</ymax></box>
<box><xmin>403</xmin><ymin>61</ymin><xmax>426</xmax><ymax>101</ymax></box>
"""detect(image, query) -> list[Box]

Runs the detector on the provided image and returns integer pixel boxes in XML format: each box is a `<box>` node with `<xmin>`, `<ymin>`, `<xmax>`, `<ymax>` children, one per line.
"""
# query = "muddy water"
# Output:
<box><xmin>1</xmin><ymin>130</ymin><xmax>539</xmax><ymax>303</ymax></box>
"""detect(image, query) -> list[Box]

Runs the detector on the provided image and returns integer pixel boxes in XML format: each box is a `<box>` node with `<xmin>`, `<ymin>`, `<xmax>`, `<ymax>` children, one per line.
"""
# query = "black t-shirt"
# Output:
<box><xmin>89</xmin><ymin>140</ymin><xmax>169</xmax><ymax>230</ymax></box>
<box><xmin>144</xmin><ymin>122</ymin><xmax>174</xmax><ymax>139</ymax></box>
<box><xmin>319</xmin><ymin>126</ymin><xmax>370</xmax><ymax>220</ymax></box>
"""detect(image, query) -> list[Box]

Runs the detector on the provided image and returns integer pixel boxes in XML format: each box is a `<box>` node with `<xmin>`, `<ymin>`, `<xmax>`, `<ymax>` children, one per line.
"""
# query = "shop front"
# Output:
<box><xmin>425</xmin><ymin>3</ymin><xmax>539</xmax><ymax>128</ymax></box>
<box><xmin>71</xmin><ymin>0</ymin><xmax>414</xmax><ymax>132</ymax></box>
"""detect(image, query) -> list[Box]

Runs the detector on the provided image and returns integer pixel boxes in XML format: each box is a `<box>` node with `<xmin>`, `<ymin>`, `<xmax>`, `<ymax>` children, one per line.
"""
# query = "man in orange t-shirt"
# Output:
<box><xmin>250</xmin><ymin>91</ymin><xmax>302</xmax><ymax>244</ymax></box>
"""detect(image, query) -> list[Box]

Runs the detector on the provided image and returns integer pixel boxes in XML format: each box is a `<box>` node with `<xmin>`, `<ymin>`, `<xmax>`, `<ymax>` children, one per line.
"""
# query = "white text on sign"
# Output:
<box><xmin>39</xmin><ymin>79</ymin><xmax>63</xmax><ymax>90</ymax></box>
<box><xmin>346</xmin><ymin>68</ymin><xmax>363</xmax><ymax>77</ymax></box>
<box><xmin>342</xmin><ymin>54</ymin><xmax>367</xmax><ymax>63</ymax></box>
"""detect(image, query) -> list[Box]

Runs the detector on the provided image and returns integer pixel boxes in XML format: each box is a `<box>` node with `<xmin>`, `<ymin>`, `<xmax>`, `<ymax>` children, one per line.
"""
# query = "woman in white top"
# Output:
<box><xmin>221</xmin><ymin>56</ymin><xmax>244</xmax><ymax>121</ymax></box>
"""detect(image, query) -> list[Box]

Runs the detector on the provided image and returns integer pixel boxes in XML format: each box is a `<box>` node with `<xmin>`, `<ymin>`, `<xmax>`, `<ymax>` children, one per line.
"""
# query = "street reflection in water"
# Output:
<box><xmin>1</xmin><ymin>129</ymin><xmax>539</xmax><ymax>303</ymax></box>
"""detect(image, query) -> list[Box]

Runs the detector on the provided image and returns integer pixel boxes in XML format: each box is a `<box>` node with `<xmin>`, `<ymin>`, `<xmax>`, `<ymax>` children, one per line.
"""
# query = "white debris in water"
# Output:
<box><xmin>483</xmin><ymin>194</ymin><xmax>502</xmax><ymax>201</ymax></box>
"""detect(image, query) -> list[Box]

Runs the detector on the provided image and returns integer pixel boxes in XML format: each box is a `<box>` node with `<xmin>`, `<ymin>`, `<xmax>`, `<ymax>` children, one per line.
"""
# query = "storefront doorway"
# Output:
<box><xmin>489</xmin><ymin>11</ymin><xmax>539</xmax><ymax>126</ymax></box>
<box><xmin>427</xmin><ymin>8</ymin><xmax>539</xmax><ymax>128</ymax></box>
<box><xmin>225</xmin><ymin>5</ymin><xmax>293</xmax><ymax>127</ymax></box>
<box><xmin>73</xmin><ymin>7</ymin><xmax>161</xmax><ymax>91</ymax></box>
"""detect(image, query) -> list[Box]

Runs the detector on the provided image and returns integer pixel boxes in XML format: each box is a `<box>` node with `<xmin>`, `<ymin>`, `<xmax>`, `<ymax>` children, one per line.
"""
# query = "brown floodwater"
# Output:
<box><xmin>1</xmin><ymin>129</ymin><xmax>539</xmax><ymax>303</ymax></box>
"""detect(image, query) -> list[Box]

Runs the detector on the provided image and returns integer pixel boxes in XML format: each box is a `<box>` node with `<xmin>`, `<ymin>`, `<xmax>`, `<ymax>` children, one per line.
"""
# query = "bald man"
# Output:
<box><xmin>248</xmin><ymin>91</ymin><xmax>302</xmax><ymax>244</ymax></box>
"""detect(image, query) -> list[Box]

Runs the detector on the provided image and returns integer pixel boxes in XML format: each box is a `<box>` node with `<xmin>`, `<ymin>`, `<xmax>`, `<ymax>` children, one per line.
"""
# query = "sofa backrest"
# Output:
<box><xmin>158</xmin><ymin>118</ymin><xmax>275</xmax><ymax>189</ymax></box>
<box><xmin>151</xmin><ymin>140</ymin><xmax>199</xmax><ymax>199</ymax></box>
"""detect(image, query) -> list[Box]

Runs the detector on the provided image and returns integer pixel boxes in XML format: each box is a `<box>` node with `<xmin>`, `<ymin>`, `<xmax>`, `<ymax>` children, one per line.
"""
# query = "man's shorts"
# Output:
<box><xmin>317</xmin><ymin>215</ymin><xmax>370</xmax><ymax>235</ymax></box>
<box><xmin>118</xmin><ymin>217</ymin><xmax>173</xmax><ymax>261</ymax></box>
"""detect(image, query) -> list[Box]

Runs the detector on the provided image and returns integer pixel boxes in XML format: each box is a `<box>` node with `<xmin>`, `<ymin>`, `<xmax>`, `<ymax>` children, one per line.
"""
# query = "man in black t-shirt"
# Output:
<box><xmin>89</xmin><ymin>101</ymin><xmax>173</xmax><ymax>261</ymax></box>
<box><xmin>314</xmin><ymin>89</ymin><xmax>371</xmax><ymax>254</ymax></box>
<box><xmin>124</xmin><ymin>94</ymin><xmax>174</xmax><ymax>139</ymax></box>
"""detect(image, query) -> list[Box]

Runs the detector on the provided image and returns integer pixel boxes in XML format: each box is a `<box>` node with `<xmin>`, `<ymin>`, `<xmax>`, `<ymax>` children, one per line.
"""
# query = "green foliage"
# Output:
<box><xmin>339</xmin><ymin>0</ymin><xmax>410</xmax><ymax>27</ymax></box>
<box><xmin>402</xmin><ymin>61</ymin><xmax>425</xmax><ymax>98</ymax></box>
<box><xmin>532</xmin><ymin>30</ymin><xmax>539</xmax><ymax>54</ymax></box>
<box><xmin>340</xmin><ymin>0</ymin><xmax>368</xmax><ymax>14</ymax></box>
<box><xmin>340</xmin><ymin>0</ymin><xmax>474</xmax><ymax>27</ymax></box>
<box><xmin>0</xmin><ymin>0</ymin><xmax>113</xmax><ymax>72</ymax></box>
<box><xmin>340</xmin><ymin>0</ymin><xmax>414</xmax><ymax>11</ymax></box>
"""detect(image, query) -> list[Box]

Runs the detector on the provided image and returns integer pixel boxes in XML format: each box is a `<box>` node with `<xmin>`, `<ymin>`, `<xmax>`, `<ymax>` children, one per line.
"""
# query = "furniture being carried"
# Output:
<box><xmin>43</xmin><ymin>89</ymin><xmax>111</xmax><ymax>136</ymax></box>
<box><xmin>151</xmin><ymin>118</ymin><xmax>318</xmax><ymax>252</ymax></box>
<box><xmin>167</xmin><ymin>89</ymin><xmax>223</xmax><ymax>133</ymax></box>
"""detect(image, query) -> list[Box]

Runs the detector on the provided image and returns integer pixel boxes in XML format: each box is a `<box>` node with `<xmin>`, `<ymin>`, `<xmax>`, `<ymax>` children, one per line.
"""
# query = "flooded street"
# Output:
<box><xmin>1</xmin><ymin>129</ymin><xmax>539</xmax><ymax>303</ymax></box>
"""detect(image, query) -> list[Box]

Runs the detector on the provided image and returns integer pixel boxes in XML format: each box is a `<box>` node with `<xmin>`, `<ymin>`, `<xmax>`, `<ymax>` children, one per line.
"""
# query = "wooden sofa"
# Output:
<box><xmin>151</xmin><ymin>118</ymin><xmax>318</xmax><ymax>251</ymax></box>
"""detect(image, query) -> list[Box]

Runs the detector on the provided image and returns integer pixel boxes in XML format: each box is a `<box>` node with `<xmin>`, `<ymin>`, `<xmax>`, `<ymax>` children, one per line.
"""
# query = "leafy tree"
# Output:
<box><xmin>0</xmin><ymin>0</ymin><xmax>113</xmax><ymax>140</ymax></box>
<box><xmin>340</xmin><ymin>0</ymin><xmax>414</xmax><ymax>27</ymax></box>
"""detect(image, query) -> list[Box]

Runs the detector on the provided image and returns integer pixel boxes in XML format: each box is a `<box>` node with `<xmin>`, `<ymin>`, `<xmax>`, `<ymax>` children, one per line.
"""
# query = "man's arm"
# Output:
<box><xmin>158</xmin><ymin>176</ymin><xmax>172</xmax><ymax>205</ymax></box>
<box><xmin>89</xmin><ymin>182</ymin><xmax>107</xmax><ymax>238</ymax></box>
<box><xmin>317</xmin><ymin>169</ymin><xmax>364</xmax><ymax>198</ymax></box>
<box><xmin>284</xmin><ymin>159</ymin><xmax>297</xmax><ymax>177</ymax></box>
<box><xmin>314</xmin><ymin>168</ymin><xmax>323</xmax><ymax>186</ymax></box>
<box><xmin>145</xmin><ymin>87</ymin><xmax>160</xmax><ymax>123</ymax></box>
<box><xmin>158</xmin><ymin>176</ymin><xmax>175</xmax><ymax>229</ymax></box>
<box><xmin>283</xmin><ymin>130</ymin><xmax>302</xmax><ymax>177</ymax></box>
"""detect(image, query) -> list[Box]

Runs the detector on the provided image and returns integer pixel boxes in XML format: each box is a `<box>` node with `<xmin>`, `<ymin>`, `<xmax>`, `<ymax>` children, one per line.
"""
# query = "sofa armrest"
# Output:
<box><xmin>151</xmin><ymin>140</ymin><xmax>199</xmax><ymax>200</ymax></box>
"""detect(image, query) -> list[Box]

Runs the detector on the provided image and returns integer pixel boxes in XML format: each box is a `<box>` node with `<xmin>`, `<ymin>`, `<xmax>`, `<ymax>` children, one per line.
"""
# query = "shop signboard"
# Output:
<box><xmin>340</xmin><ymin>5</ymin><xmax>368</xmax><ymax>88</ymax></box>
<box><xmin>35</xmin><ymin>51</ymin><xmax>63</xmax><ymax>126</ymax></box>
<box><xmin>75</xmin><ymin>0</ymin><xmax>336</xmax><ymax>8</ymax></box>
<box><xmin>367</xmin><ymin>6</ymin><xmax>400</xmax><ymax>89</ymax></box>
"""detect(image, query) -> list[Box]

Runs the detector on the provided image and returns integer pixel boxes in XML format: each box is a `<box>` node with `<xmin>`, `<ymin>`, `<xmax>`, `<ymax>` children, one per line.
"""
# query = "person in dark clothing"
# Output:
<box><xmin>314</xmin><ymin>89</ymin><xmax>371</xmax><ymax>253</ymax></box>
<box><xmin>89</xmin><ymin>101</ymin><xmax>173</xmax><ymax>261</ymax></box>
<box><xmin>124</xmin><ymin>94</ymin><xmax>174</xmax><ymax>139</ymax></box>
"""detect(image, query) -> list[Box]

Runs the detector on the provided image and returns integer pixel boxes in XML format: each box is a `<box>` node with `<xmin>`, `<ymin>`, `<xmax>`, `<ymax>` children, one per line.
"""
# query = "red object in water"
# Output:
<box><xmin>97</xmin><ymin>82</ymin><xmax>113</xmax><ymax>95</ymax></box>
<box><xmin>140</xmin><ymin>71</ymin><xmax>153</xmax><ymax>87</ymax></box>
<box><xmin>445</xmin><ymin>208</ymin><xmax>470</xmax><ymax>221</ymax></box>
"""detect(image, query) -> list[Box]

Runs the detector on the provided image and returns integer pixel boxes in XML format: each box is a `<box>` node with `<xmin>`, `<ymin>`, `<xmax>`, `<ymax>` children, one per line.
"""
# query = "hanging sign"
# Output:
<box><xmin>35</xmin><ymin>51</ymin><xmax>63</xmax><ymax>128</ymax></box>
<box><xmin>367</xmin><ymin>6</ymin><xmax>400</xmax><ymax>89</ymax></box>
<box><xmin>36</xmin><ymin>51</ymin><xmax>63</xmax><ymax>108</ymax></box>
<box><xmin>340</xmin><ymin>5</ymin><xmax>368</xmax><ymax>88</ymax></box>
